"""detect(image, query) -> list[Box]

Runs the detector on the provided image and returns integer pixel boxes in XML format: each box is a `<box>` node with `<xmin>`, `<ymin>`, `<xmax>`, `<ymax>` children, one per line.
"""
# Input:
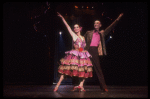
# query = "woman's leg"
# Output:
<box><xmin>71</xmin><ymin>78</ymin><xmax>85</xmax><ymax>91</ymax></box>
<box><xmin>54</xmin><ymin>75</ymin><xmax>64</xmax><ymax>91</ymax></box>
<box><xmin>78</xmin><ymin>78</ymin><xmax>86</xmax><ymax>91</ymax></box>
<box><xmin>78</xmin><ymin>78</ymin><xmax>85</xmax><ymax>87</ymax></box>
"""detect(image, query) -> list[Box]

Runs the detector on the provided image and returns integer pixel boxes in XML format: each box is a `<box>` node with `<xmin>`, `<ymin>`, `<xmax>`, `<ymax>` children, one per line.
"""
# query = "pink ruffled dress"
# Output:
<box><xmin>58</xmin><ymin>37</ymin><xmax>93</xmax><ymax>78</ymax></box>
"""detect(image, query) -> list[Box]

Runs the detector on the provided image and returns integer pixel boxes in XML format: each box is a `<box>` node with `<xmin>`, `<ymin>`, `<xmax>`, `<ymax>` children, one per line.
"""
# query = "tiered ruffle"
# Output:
<box><xmin>58</xmin><ymin>50</ymin><xmax>93</xmax><ymax>78</ymax></box>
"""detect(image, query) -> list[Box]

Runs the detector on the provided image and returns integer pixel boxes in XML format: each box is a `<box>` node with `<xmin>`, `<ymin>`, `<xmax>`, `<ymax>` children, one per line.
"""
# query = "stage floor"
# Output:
<box><xmin>3</xmin><ymin>85</ymin><xmax>148</xmax><ymax>98</ymax></box>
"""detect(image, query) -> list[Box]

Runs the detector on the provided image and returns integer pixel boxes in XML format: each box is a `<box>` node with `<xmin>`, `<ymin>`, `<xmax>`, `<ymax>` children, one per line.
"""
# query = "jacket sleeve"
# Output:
<box><xmin>104</xmin><ymin>20</ymin><xmax>119</xmax><ymax>36</ymax></box>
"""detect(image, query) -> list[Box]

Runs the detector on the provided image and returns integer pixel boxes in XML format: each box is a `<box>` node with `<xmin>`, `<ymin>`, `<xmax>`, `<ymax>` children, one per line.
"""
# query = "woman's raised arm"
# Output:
<box><xmin>57</xmin><ymin>12</ymin><xmax>77</xmax><ymax>41</ymax></box>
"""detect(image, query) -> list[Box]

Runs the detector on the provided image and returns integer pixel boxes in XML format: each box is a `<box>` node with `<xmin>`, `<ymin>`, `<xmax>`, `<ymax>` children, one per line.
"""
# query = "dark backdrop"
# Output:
<box><xmin>3</xmin><ymin>2</ymin><xmax>148</xmax><ymax>86</ymax></box>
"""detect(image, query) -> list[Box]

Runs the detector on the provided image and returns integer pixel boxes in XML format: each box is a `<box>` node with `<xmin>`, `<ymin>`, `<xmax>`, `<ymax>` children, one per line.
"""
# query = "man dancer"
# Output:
<box><xmin>84</xmin><ymin>13</ymin><xmax>123</xmax><ymax>92</ymax></box>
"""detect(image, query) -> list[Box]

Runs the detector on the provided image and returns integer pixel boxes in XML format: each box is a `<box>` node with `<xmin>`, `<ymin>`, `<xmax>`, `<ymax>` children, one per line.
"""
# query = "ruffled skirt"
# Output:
<box><xmin>58</xmin><ymin>49</ymin><xmax>93</xmax><ymax>78</ymax></box>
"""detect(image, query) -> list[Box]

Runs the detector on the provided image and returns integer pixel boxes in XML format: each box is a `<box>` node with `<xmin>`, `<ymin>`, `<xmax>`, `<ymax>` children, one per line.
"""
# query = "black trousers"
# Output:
<box><xmin>88</xmin><ymin>47</ymin><xmax>107</xmax><ymax>90</ymax></box>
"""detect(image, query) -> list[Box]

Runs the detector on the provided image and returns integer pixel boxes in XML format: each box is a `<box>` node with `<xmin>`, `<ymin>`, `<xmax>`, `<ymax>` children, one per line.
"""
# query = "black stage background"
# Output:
<box><xmin>3</xmin><ymin>2</ymin><xmax>148</xmax><ymax>86</ymax></box>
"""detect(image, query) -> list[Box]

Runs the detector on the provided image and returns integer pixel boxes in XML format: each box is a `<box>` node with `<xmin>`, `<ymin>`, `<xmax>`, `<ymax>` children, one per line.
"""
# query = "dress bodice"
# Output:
<box><xmin>65</xmin><ymin>37</ymin><xmax>91</xmax><ymax>58</ymax></box>
<box><xmin>73</xmin><ymin>37</ymin><xmax>86</xmax><ymax>50</ymax></box>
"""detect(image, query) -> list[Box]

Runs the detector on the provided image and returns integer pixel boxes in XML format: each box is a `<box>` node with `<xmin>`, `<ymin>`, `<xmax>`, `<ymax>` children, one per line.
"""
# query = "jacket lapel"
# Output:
<box><xmin>89</xmin><ymin>30</ymin><xmax>94</xmax><ymax>41</ymax></box>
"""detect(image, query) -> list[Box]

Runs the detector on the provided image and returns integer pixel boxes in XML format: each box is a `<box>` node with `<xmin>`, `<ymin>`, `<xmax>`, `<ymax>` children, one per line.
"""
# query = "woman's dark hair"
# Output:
<box><xmin>74</xmin><ymin>24</ymin><xmax>82</xmax><ymax>31</ymax></box>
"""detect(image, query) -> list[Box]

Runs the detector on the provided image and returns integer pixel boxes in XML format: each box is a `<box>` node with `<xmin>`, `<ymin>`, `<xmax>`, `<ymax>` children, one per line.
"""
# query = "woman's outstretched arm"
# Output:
<box><xmin>57</xmin><ymin>12</ymin><xmax>77</xmax><ymax>41</ymax></box>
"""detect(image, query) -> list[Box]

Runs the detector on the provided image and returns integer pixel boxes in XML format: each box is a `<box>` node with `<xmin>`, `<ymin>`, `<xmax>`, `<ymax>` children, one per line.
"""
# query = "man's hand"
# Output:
<box><xmin>117</xmin><ymin>13</ymin><xmax>124</xmax><ymax>21</ymax></box>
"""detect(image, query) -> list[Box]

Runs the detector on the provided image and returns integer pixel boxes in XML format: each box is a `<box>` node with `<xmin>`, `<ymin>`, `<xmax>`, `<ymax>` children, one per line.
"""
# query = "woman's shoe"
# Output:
<box><xmin>53</xmin><ymin>85</ymin><xmax>59</xmax><ymax>92</ymax></box>
<box><xmin>78</xmin><ymin>86</ymin><xmax>86</xmax><ymax>92</ymax></box>
<box><xmin>104</xmin><ymin>88</ymin><xmax>108</xmax><ymax>92</ymax></box>
<box><xmin>71</xmin><ymin>86</ymin><xmax>78</xmax><ymax>91</ymax></box>
<box><xmin>80</xmin><ymin>88</ymin><xmax>86</xmax><ymax>92</ymax></box>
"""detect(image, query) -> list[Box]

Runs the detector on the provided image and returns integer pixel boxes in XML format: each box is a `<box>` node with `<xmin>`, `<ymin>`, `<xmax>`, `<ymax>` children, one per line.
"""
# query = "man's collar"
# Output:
<box><xmin>94</xmin><ymin>29</ymin><xmax>100</xmax><ymax>33</ymax></box>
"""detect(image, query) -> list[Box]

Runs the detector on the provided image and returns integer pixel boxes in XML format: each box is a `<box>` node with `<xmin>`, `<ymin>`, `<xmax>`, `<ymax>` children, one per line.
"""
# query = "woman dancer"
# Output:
<box><xmin>53</xmin><ymin>12</ymin><xmax>93</xmax><ymax>92</ymax></box>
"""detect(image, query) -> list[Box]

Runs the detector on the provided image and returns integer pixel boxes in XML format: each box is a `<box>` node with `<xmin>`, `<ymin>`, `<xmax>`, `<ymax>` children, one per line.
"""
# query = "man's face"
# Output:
<box><xmin>94</xmin><ymin>20</ymin><xmax>101</xmax><ymax>29</ymax></box>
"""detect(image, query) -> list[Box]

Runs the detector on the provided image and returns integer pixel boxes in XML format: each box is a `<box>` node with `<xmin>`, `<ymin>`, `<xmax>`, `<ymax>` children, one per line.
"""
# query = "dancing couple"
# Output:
<box><xmin>53</xmin><ymin>12</ymin><xmax>123</xmax><ymax>92</ymax></box>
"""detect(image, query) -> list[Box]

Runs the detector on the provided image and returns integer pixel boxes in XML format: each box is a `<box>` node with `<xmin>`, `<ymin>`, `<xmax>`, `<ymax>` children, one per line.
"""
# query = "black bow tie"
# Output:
<box><xmin>94</xmin><ymin>30</ymin><xmax>99</xmax><ymax>32</ymax></box>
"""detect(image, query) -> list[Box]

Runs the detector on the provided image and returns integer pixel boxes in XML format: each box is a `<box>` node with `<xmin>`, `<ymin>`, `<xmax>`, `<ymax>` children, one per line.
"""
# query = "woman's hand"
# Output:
<box><xmin>57</xmin><ymin>12</ymin><xmax>63</xmax><ymax>19</ymax></box>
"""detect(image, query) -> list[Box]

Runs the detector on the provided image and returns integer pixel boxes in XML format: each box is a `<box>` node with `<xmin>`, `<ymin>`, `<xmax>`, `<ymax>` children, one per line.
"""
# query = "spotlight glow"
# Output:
<box><xmin>59</xmin><ymin>31</ymin><xmax>62</xmax><ymax>35</ymax></box>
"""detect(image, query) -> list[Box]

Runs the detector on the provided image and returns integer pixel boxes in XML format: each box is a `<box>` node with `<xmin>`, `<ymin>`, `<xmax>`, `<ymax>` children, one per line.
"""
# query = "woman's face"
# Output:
<box><xmin>74</xmin><ymin>24</ymin><xmax>80</xmax><ymax>33</ymax></box>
